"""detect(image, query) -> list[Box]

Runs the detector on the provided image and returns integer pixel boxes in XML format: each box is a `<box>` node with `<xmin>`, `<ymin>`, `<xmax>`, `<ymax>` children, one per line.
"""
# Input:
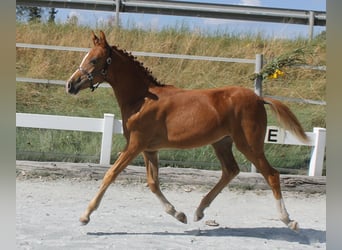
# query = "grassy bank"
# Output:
<box><xmin>16</xmin><ymin>22</ymin><xmax>326</xmax><ymax>174</ymax></box>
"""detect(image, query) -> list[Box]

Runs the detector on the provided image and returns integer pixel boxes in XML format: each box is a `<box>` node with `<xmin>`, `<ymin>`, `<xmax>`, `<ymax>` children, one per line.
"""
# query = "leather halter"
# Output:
<box><xmin>78</xmin><ymin>48</ymin><xmax>112</xmax><ymax>92</ymax></box>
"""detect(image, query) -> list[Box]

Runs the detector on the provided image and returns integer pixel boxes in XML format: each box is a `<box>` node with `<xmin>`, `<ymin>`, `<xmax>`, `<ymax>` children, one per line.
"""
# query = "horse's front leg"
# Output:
<box><xmin>143</xmin><ymin>151</ymin><xmax>187</xmax><ymax>224</ymax></box>
<box><xmin>79</xmin><ymin>147</ymin><xmax>140</xmax><ymax>225</ymax></box>
<box><xmin>194</xmin><ymin>137</ymin><xmax>240</xmax><ymax>222</ymax></box>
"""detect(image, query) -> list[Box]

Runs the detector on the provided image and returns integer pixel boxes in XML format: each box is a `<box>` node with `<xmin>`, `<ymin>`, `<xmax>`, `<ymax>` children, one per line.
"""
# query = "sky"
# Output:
<box><xmin>54</xmin><ymin>0</ymin><xmax>326</xmax><ymax>39</ymax></box>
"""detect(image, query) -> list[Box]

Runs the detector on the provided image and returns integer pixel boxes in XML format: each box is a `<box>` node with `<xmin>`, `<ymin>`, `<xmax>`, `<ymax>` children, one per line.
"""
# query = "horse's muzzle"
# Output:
<box><xmin>66</xmin><ymin>81</ymin><xmax>79</xmax><ymax>95</ymax></box>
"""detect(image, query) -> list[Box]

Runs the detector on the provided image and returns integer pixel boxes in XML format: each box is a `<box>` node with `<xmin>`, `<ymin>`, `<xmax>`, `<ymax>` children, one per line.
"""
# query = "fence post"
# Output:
<box><xmin>251</xmin><ymin>54</ymin><xmax>264</xmax><ymax>173</ymax></box>
<box><xmin>254</xmin><ymin>54</ymin><xmax>263</xmax><ymax>96</ymax></box>
<box><xmin>100</xmin><ymin>113</ymin><xmax>115</xmax><ymax>165</ymax></box>
<box><xmin>115</xmin><ymin>0</ymin><xmax>120</xmax><ymax>27</ymax></box>
<box><xmin>308</xmin><ymin>127</ymin><xmax>326</xmax><ymax>176</ymax></box>
<box><xmin>308</xmin><ymin>11</ymin><xmax>315</xmax><ymax>41</ymax></box>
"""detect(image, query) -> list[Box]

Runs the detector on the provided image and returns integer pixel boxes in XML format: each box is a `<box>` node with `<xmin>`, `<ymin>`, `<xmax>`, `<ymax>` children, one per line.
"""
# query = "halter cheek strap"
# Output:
<box><xmin>79</xmin><ymin>50</ymin><xmax>112</xmax><ymax>92</ymax></box>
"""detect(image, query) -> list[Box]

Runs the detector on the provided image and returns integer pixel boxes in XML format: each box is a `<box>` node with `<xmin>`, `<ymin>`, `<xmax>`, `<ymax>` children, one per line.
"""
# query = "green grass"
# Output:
<box><xmin>16</xmin><ymin>22</ymin><xmax>326</xmax><ymax>174</ymax></box>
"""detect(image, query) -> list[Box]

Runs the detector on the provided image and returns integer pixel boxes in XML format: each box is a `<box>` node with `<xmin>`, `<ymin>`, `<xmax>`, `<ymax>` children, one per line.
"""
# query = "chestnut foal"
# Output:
<box><xmin>66</xmin><ymin>31</ymin><xmax>308</xmax><ymax>230</ymax></box>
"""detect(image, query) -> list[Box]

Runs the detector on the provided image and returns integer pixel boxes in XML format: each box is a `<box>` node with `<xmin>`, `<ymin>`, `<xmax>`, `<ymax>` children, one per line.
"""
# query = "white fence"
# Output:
<box><xmin>16</xmin><ymin>112</ymin><xmax>326</xmax><ymax>176</ymax></box>
<box><xmin>16</xmin><ymin>113</ymin><xmax>123</xmax><ymax>165</ymax></box>
<box><xmin>16</xmin><ymin>42</ymin><xmax>326</xmax><ymax>106</ymax></box>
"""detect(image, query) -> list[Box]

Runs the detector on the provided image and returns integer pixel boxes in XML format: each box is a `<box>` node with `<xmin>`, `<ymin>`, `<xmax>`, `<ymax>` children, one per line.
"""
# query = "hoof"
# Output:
<box><xmin>79</xmin><ymin>215</ymin><xmax>90</xmax><ymax>225</ymax></box>
<box><xmin>175</xmin><ymin>212</ymin><xmax>187</xmax><ymax>224</ymax></box>
<box><xmin>193</xmin><ymin>210</ymin><xmax>204</xmax><ymax>222</ymax></box>
<box><xmin>288</xmin><ymin>220</ymin><xmax>299</xmax><ymax>231</ymax></box>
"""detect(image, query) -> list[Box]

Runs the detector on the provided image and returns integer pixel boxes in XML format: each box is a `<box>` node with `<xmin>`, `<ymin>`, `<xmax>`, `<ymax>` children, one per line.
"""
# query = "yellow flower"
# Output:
<box><xmin>268</xmin><ymin>69</ymin><xmax>284</xmax><ymax>79</ymax></box>
<box><xmin>276</xmin><ymin>69</ymin><xmax>284</xmax><ymax>76</ymax></box>
<box><xmin>268</xmin><ymin>72</ymin><xmax>277</xmax><ymax>79</ymax></box>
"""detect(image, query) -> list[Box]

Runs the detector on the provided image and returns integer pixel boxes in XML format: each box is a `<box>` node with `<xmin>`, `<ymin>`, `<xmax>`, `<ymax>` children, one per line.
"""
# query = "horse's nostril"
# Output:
<box><xmin>66</xmin><ymin>82</ymin><xmax>74</xmax><ymax>94</ymax></box>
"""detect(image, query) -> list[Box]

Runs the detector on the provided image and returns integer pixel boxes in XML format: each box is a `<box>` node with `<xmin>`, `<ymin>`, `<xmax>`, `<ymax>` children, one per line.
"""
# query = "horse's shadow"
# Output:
<box><xmin>87</xmin><ymin>227</ymin><xmax>326</xmax><ymax>245</ymax></box>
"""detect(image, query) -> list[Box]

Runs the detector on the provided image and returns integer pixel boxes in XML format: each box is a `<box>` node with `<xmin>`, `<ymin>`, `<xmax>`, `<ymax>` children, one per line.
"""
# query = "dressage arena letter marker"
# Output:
<box><xmin>265</xmin><ymin>126</ymin><xmax>285</xmax><ymax>144</ymax></box>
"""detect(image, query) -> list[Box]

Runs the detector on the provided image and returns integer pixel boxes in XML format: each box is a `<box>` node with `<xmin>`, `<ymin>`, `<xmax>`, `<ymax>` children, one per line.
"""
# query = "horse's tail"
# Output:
<box><xmin>262</xmin><ymin>97</ymin><xmax>309</xmax><ymax>143</ymax></box>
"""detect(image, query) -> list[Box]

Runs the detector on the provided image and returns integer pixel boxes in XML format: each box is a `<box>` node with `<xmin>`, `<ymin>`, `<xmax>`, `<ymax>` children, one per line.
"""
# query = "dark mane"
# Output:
<box><xmin>111</xmin><ymin>45</ymin><xmax>165</xmax><ymax>87</ymax></box>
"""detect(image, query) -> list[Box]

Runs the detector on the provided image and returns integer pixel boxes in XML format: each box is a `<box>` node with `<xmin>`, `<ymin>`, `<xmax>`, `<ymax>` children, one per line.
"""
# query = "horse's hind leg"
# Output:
<box><xmin>194</xmin><ymin>136</ymin><xmax>240</xmax><ymax>222</ymax></box>
<box><xmin>233</xmin><ymin>127</ymin><xmax>298</xmax><ymax>231</ymax></box>
<box><xmin>143</xmin><ymin>151</ymin><xmax>187</xmax><ymax>224</ymax></box>
<box><xmin>247</xmin><ymin>154</ymin><xmax>298</xmax><ymax>230</ymax></box>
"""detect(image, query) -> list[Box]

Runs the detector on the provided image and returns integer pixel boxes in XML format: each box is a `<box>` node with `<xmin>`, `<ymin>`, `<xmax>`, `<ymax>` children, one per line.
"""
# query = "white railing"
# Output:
<box><xmin>16</xmin><ymin>112</ymin><xmax>326</xmax><ymax>176</ymax></box>
<box><xmin>15</xmin><ymin>43</ymin><xmax>256</xmax><ymax>64</ymax></box>
<box><xmin>16</xmin><ymin>42</ymin><xmax>326</xmax><ymax>106</ymax></box>
<box><xmin>16</xmin><ymin>113</ymin><xmax>122</xmax><ymax>165</ymax></box>
<box><xmin>263</xmin><ymin>126</ymin><xmax>326</xmax><ymax>176</ymax></box>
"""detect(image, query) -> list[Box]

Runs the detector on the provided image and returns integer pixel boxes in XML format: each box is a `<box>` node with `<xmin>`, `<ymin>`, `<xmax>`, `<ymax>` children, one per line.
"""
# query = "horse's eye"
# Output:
<box><xmin>90</xmin><ymin>59</ymin><xmax>97</xmax><ymax>65</ymax></box>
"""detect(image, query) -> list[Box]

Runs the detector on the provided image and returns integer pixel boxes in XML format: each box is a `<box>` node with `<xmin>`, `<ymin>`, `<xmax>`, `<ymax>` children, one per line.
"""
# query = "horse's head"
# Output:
<box><xmin>66</xmin><ymin>31</ymin><xmax>112</xmax><ymax>94</ymax></box>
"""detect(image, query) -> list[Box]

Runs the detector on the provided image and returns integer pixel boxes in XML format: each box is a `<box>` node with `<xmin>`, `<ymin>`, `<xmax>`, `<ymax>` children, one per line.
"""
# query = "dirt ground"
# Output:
<box><xmin>16</xmin><ymin>161</ymin><xmax>326</xmax><ymax>249</ymax></box>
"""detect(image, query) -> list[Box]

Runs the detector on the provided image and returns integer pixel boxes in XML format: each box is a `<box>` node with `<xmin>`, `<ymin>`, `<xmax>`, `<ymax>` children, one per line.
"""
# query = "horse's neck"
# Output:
<box><xmin>107</xmin><ymin>60</ymin><xmax>154</xmax><ymax>117</ymax></box>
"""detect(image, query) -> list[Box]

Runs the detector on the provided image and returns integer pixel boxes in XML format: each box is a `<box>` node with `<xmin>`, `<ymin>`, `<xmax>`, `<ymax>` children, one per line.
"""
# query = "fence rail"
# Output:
<box><xmin>16</xmin><ymin>0</ymin><xmax>326</xmax><ymax>39</ymax></box>
<box><xmin>16</xmin><ymin>113</ymin><xmax>123</xmax><ymax>165</ymax></box>
<box><xmin>16</xmin><ymin>112</ymin><xmax>326</xmax><ymax>176</ymax></box>
<box><xmin>16</xmin><ymin>43</ymin><xmax>326</xmax><ymax>106</ymax></box>
<box><xmin>16</xmin><ymin>43</ymin><xmax>256</xmax><ymax>64</ymax></box>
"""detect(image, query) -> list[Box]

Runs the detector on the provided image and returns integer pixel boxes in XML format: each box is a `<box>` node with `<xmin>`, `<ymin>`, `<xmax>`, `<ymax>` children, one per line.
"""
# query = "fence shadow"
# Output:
<box><xmin>87</xmin><ymin>227</ymin><xmax>325</xmax><ymax>245</ymax></box>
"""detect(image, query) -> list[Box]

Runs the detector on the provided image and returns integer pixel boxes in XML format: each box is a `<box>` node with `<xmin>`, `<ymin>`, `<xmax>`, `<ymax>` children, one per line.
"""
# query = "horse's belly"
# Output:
<box><xmin>164</xmin><ymin>106</ymin><xmax>229</xmax><ymax>148</ymax></box>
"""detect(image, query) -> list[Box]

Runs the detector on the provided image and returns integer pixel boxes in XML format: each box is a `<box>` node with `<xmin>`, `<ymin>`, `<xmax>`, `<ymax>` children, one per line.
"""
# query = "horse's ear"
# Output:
<box><xmin>92</xmin><ymin>31</ymin><xmax>100</xmax><ymax>46</ymax></box>
<box><xmin>92</xmin><ymin>31</ymin><xmax>108</xmax><ymax>47</ymax></box>
<box><xmin>99</xmin><ymin>31</ymin><xmax>106</xmax><ymax>42</ymax></box>
<box><xmin>99</xmin><ymin>31</ymin><xmax>109</xmax><ymax>48</ymax></box>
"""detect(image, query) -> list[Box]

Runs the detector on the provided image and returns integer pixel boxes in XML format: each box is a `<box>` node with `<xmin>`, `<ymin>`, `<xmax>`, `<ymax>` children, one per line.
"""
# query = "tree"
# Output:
<box><xmin>28</xmin><ymin>7</ymin><xmax>42</xmax><ymax>22</ymax></box>
<box><xmin>48</xmin><ymin>8</ymin><xmax>58</xmax><ymax>23</ymax></box>
<box><xmin>16</xmin><ymin>6</ymin><xmax>58</xmax><ymax>23</ymax></box>
<box><xmin>16</xmin><ymin>6</ymin><xmax>30</xmax><ymax>22</ymax></box>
